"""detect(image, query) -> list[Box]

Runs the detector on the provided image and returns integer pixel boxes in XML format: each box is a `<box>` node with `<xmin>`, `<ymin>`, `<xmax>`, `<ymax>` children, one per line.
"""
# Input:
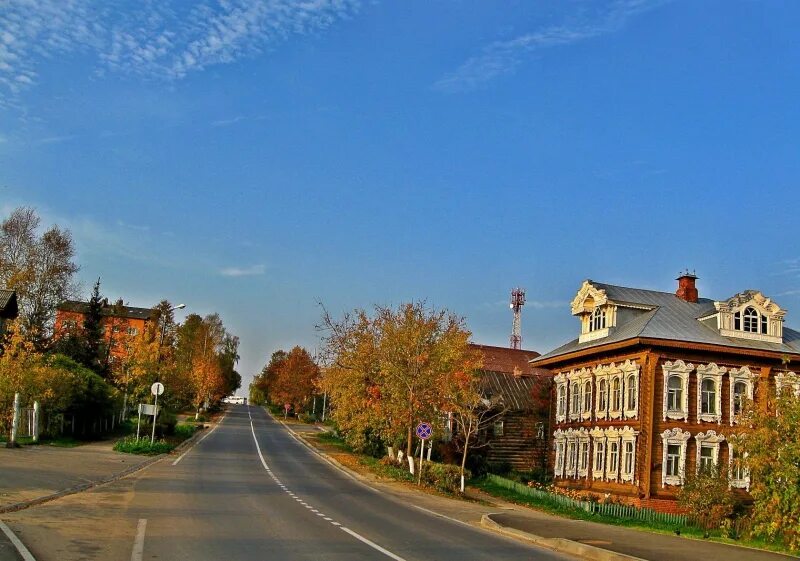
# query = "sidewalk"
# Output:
<box><xmin>289</xmin><ymin>420</ymin><xmax>796</xmax><ymax>561</ymax></box>
<box><xmin>0</xmin><ymin>442</ymin><xmax>152</xmax><ymax>512</ymax></box>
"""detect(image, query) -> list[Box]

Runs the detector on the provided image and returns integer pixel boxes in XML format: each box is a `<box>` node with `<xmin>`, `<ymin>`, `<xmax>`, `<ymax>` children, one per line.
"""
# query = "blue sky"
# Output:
<box><xmin>1</xmin><ymin>1</ymin><xmax>799</xmax><ymax>388</ymax></box>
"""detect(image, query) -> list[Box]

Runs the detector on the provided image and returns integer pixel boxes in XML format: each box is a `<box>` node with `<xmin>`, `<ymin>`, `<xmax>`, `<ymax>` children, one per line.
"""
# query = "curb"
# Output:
<box><xmin>0</xmin><ymin>424</ymin><xmax>209</xmax><ymax>515</ymax></box>
<box><xmin>480</xmin><ymin>513</ymin><xmax>646</xmax><ymax>561</ymax></box>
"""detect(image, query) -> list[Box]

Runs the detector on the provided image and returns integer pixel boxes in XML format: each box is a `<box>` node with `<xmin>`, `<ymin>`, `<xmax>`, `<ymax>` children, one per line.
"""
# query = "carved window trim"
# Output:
<box><xmin>620</xmin><ymin>360</ymin><xmax>639</xmax><ymax>419</ymax></box>
<box><xmin>553</xmin><ymin>429</ymin><xmax>566</xmax><ymax>478</ymax></box>
<box><xmin>661</xmin><ymin>428</ymin><xmax>691</xmax><ymax>487</ymax></box>
<box><xmin>696</xmin><ymin>363</ymin><xmax>726</xmax><ymax>424</ymax></box>
<box><xmin>555</xmin><ymin>373</ymin><xmax>568</xmax><ymax>423</ymax></box>
<box><xmin>662</xmin><ymin>360</ymin><xmax>692</xmax><ymax>422</ymax></box>
<box><xmin>578</xmin><ymin>433</ymin><xmax>591</xmax><ymax>478</ymax></box>
<box><xmin>775</xmin><ymin>371</ymin><xmax>800</xmax><ymax>397</ymax></box>
<box><xmin>609</xmin><ymin>369</ymin><xmax>623</xmax><ymax>420</ymax></box>
<box><xmin>570</xmin><ymin>380</ymin><xmax>581</xmax><ymax>420</ymax></box>
<box><xmin>591</xmin><ymin>427</ymin><xmax>606</xmax><ymax>480</ymax></box>
<box><xmin>619</xmin><ymin>426</ymin><xmax>638</xmax><ymax>483</ymax></box>
<box><xmin>595</xmin><ymin>366</ymin><xmax>610</xmax><ymax>420</ymax></box>
<box><xmin>695</xmin><ymin>430</ymin><xmax>725</xmax><ymax>474</ymax></box>
<box><xmin>729</xmin><ymin>366</ymin><xmax>756</xmax><ymax>425</ymax></box>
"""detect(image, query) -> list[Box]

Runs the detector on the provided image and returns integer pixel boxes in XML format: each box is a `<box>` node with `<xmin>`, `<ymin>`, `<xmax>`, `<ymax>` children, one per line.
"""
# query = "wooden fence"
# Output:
<box><xmin>486</xmin><ymin>474</ymin><xmax>689</xmax><ymax>526</ymax></box>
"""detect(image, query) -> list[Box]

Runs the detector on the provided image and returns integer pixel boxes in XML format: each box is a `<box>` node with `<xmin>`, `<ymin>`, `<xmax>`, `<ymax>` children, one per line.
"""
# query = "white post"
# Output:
<box><xmin>136</xmin><ymin>405</ymin><xmax>142</xmax><ymax>440</ymax></box>
<box><xmin>150</xmin><ymin>392</ymin><xmax>159</xmax><ymax>444</ymax></box>
<box><xmin>407</xmin><ymin>455</ymin><xmax>415</xmax><ymax>475</ymax></box>
<box><xmin>32</xmin><ymin>401</ymin><xmax>40</xmax><ymax>443</ymax></box>
<box><xmin>10</xmin><ymin>392</ymin><xmax>20</xmax><ymax>446</ymax></box>
<box><xmin>322</xmin><ymin>392</ymin><xmax>327</xmax><ymax>422</ymax></box>
<box><xmin>426</xmin><ymin>440</ymin><xmax>432</xmax><ymax>461</ymax></box>
<box><xmin>418</xmin><ymin>441</ymin><xmax>424</xmax><ymax>485</ymax></box>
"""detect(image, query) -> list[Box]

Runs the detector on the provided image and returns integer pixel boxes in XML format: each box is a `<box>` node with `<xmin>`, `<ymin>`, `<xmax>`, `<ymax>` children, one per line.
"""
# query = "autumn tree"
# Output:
<box><xmin>319</xmin><ymin>302</ymin><xmax>479</xmax><ymax>457</ymax></box>
<box><xmin>738</xmin><ymin>385</ymin><xmax>800</xmax><ymax>550</ymax></box>
<box><xmin>269</xmin><ymin>346</ymin><xmax>319</xmax><ymax>414</ymax></box>
<box><xmin>250</xmin><ymin>350</ymin><xmax>288</xmax><ymax>405</ymax></box>
<box><xmin>0</xmin><ymin>207</ymin><xmax>79</xmax><ymax>348</ymax></box>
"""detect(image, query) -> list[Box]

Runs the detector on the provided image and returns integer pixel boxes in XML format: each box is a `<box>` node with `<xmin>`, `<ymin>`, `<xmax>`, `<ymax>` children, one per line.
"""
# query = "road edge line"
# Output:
<box><xmin>0</xmin><ymin>520</ymin><xmax>37</xmax><ymax>561</ymax></box>
<box><xmin>480</xmin><ymin>513</ymin><xmax>646</xmax><ymax>561</ymax></box>
<box><xmin>172</xmin><ymin>413</ymin><xmax>226</xmax><ymax>466</ymax></box>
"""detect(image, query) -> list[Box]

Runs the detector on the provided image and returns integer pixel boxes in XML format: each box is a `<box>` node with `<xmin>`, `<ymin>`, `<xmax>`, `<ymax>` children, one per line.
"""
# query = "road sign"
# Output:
<box><xmin>151</xmin><ymin>382</ymin><xmax>165</xmax><ymax>396</ymax></box>
<box><xmin>138</xmin><ymin>403</ymin><xmax>158</xmax><ymax>416</ymax></box>
<box><xmin>415</xmin><ymin>422</ymin><xmax>432</xmax><ymax>440</ymax></box>
<box><xmin>284</xmin><ymin>403</ymin><xmax>291</xmax><ymax>412</ymax></box>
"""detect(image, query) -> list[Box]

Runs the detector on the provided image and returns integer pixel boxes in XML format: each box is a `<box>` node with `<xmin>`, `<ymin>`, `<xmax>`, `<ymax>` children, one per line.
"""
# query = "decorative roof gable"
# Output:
<box><xmin>570</xmin><ymin>280</ymin><xmax>609</xmax><ymax>315</ymax></box>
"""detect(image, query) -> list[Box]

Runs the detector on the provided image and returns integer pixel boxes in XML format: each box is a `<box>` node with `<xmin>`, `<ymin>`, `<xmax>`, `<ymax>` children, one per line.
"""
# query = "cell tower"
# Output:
<box><xmin>509</xmin><ymin>287</ymin><xmax>526</xmax><ymax>350</ymax></box>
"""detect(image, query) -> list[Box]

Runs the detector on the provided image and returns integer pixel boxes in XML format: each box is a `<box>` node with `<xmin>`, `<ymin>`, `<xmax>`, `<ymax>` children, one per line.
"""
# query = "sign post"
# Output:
<box><xmin>284</xmin><ymin>402</ymin><xmax>291</xmax><ymax>419</ymax></box>
<box><xmin>415</xmin><ymin>421</ymin><xmax>432</xmax><ymax>485</ymax></box>
<box><xmin>150</xmin><ymin>382</ymin><xmax>165</xmax><ymax>444</ymax></box>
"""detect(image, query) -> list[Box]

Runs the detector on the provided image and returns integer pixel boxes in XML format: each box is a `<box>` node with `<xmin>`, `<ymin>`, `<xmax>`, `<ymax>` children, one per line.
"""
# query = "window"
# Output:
<box><xmin>661</xmin><ymin>428</ymin><xmax>691</xmax><ymax>486</ymax></box>
<box><xmin>732</xmin><ymin>382</ymin><xmax>746</xmax><ymax>416</ymax></box>
<box><xmin>557</xmin><ymin>384</ymin><xmax>567</xmax><ymax>420</ymax></box>
<box><xmin>743</xmin><ymin>307</ymin><xmax>760</xmax><ymax>333</ymax></box>
<box><xmin>555</xmin><ymin>440</ymin><xmax>565</xmax><ymax>477</ymax></box>
<box><xmin>598</xmin><ymin>379</ymin><xmax>607</xmax><ymax>412</ymax></box>
<box><xmin>667</xmin><ymin>376</ymin><xmax>682</xmax><ymax>412</ymax></box>
<box><xmin>611</xmin><ymin>377</ymin><xmax>622</xmax><ymax>412</ymax></box>
<box><xmin>666</xmin><ymin>445</ymin><xmax>681</xmax><ymax>477</ymax></box>
<box><xmin>699</xmin><ymin>446</ymin><xmax>714</xmax><ymax>472</ymax></box>
<box><xmin>608</xmin><ymin>441</ymin><xmax>619</xmax><ymax>479</ymax></box>
<box><xmin>590</xmin><ymin>307</ymin><xmax>606</xmax><ymax>331</ymax></box>
<box><xmin>570</xmin><ymin>382</ymin><xmax>581</xmax><ymax>417</ymax></box>
<box><xmin>493</xmin><ymin>421</ymin><xmax>504</xmax><ymax>437</ymax></box>
<box><xmin>728</xmin><ymin>443</ymin><xmax>750</xmax><ymax>490</ymax></box>
<box><xmin>623</xmin><ymin>441</ymin><xmax>635</xmax><ymax>476</ymax></box>
<box><xmin>701</xmin><ymin>378</ymin><xmax>717</xmax><ymax>415</ymax></box>
<box><xmin>593</xmin><ymin>441</ymin><xmax>605</xmax><ymax>475</ymax></box>
<box><xmin>566</xmin><ymin>440</ymin><xmax>576</xmax><ymax>476</ymax></box>
<box><xmin>583</xmin><ymin>381</ymin><xmax>593</xmax><ymax>414</ymax></box>
<box><xmin>127</xmin><ymin>327</ymin><xmax>139</xmax><ymax>336</ymax></box>
<box><xmin>697</xmin><ymin>363</ymin><xmax>725</xmax><ymax>423</ymax></box>
<box><xmin>579</xmin><ymin>441</ymin><xmax>590</xmax><ymax>473</ymax></box>
<box><xmin>626</xmin><ymin>375</ymin><xmax>637</xmax><ymax>411</ymax></box>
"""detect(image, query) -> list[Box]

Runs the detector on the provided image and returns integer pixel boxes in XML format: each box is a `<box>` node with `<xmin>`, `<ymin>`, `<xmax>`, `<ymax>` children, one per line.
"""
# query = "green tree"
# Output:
<box><xmin>82</xmin><ymin>279</ymin><xmax>107</xmax><ymax>376</ymax></box>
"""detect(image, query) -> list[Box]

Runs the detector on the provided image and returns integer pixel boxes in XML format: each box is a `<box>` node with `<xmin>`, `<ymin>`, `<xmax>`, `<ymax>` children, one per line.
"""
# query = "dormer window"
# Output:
<box><xmin>714</xmin><ymin>291</ymin><xmax>785</xmax><ymax>344</ymax></box>
<box><xmin>735</xmin><ymin>306</ymin><xmax>767</xmax><ymax>334</ymax></box>
<box><xmin>590</xmin><ymin>307</ymin><xmax>606</xmax><ymax>331</ymax></box>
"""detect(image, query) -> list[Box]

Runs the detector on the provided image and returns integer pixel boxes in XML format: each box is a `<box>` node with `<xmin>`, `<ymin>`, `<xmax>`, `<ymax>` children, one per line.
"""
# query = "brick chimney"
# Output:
<box><xmin>676</xmin><ymin>270</ymin><xmax>698</xmax><ymax>303</ymax></box>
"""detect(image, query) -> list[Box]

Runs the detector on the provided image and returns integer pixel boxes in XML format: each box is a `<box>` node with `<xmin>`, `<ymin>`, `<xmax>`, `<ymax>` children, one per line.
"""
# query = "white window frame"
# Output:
<box><xmin>729</xmin><ymin>366</ymin><xmax>756</xmax><ymax>425</ymax></box>
<box><xmin>595</xmin><ymin>366</ymin><xmax>610</xmax><ymax>420</ymax></box>
<box><xmin>775</xmin><ymin>371</ymin><xmax>800</xmax><ymax>397</ymax></box>
<box><xmin>696</xmin><ymin>363</ymin><xmax>725</xmax><ymax>424</ymax></box>
<box><xmin>621</xmin><ymin>360</ymin><xmax>639</xmax><ymax>419</ymax></box>
<box><xmin>619</xmin><ymin>425</ymin><xmax>639</xmax><ymax>483</ymax></box>
<box><xmin>553</xmin><ymin>430</ymin><xmax>566</xmax><ymax>478</ymax></box>
<box><xmin>727</xmin><ymin>440</ymin><xmax>750</xmax><ymax>490</ymax></box>
<box><xmin>555</xmin><ymin>373</ymin><xmax>568</xmax><ymax>423</ymax></box>
<box><xmin>661</xmin><ymin>428</ymin><xmax>691</xmax><ymax>487</ymax></box>
<box><xmin>565</xmin><ymin>436</ymin><xmax>578</xmax><ymax>478</ymax></box>
<box><xmin>591</xmin><ymin>427</ymin><xmax>606</xmax><ymax>480</ymax></box>
<box><xmin>570</xmin><ymin>380</ymin><xmax>581</xmax><ymax>420</ymax></box>
<box><xmin>582</xmin><ymin>379</ymin><xmax>593</xmax><ymax>421</ymax></box>
<box><xmin>694</xmin><ymin>430</ymin><xmax>725</xmax><ymax>474</ymax></box>
<box><xmin>578</xmin><ymin>433</ymin><xmax>591</xmax><ymax>478</ymax></box>
<box><xmin>609</xmin><ymin>371</ymin><xmax>623</xmax><ymax>420</ymax></box>
<box><xmin>662</xmin><ymin>360</ymin><xmax>692</xmax><ymax>422</ymax></box>
<box><xmin>605</xmin><ymin>428</ymin><xmax>621</xmax><ymax>481</ymax></box>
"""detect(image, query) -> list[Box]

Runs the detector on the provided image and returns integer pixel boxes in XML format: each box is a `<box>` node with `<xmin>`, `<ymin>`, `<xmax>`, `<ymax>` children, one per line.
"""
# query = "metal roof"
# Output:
<box><xmin>0</xmin><ymin>289</ymin><xmax>17</xmax><ymax>318</ymax></box>
<box><xmin>533</xmin><ymin>281</ymin><xmax>800</xmax><ymax>364</ymax></box>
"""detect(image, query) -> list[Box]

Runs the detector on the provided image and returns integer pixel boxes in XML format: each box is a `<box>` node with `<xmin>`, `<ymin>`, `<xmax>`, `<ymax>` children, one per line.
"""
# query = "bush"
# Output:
<box><xmin>678</xmin><ymin>466</ymin><xmax>737</xmax><ymax>530</ymax></box>
<box><xmin>156</xmin><ymin>409</ymin><xmax>177</xmax><ymax>437</ymax></box>
<box><xmin>422</xmin><ymin>462</ymin><xmax>470</xmax><ymax>493</ymax></box>
<box><xmin>113</xmin><ymin>436</ymin><xmax>174</xmax><ymax>455</ymax></box>
<box><xmin>297</xmin><ymin>412</ymin><xmax>318</xmax><ymax>424</ymax></box>
<box><xmin>174</xmin><ymin>423</ymin><xmax>197</xmax><ymax>440</ymax></box>
<box><xmin>487</xmin><ymin>460</ymin><xmax>512</xmax><ymax>476</ymax></box>
<box><xmin>465</xmin><ymin>451</ymin><xmax>489</xmax><ymax>479</ymax></box>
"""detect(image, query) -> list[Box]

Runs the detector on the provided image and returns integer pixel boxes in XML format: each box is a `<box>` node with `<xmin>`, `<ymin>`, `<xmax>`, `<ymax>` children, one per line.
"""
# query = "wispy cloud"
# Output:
<box><xmin>36</xmin><ymin>134</ymin><xmax>77</xmax><ymax>145</ymax></box>
<box><xmin>434</xmin><ymin>0</ymin><xmax>670</xmax><ymax>93</ymax></box>
<box><xmin>220</xmin><ymin>264</ymin><xmax>266</xmax><ymax>277</ymax></box>
<box><xmin>0</xmin><ymin>0</ymin><xmax>362</xmax><ymax>103</ymax></box>
<box><xmin>479</xmin><ymin>298</ymin><xmax>568</xmax><ymax>312</ymax></box>
<box><xmin>211</xmin><ymin>115</ymin><xmax>246</xmax><ymax>127</ymax></box>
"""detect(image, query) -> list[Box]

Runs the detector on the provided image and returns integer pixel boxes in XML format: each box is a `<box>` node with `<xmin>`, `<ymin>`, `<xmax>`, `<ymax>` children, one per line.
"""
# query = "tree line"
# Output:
<box><xmin>0</xmin><ymin>206</ymin><xmax>241</xmax><ymax>438</ymax></box>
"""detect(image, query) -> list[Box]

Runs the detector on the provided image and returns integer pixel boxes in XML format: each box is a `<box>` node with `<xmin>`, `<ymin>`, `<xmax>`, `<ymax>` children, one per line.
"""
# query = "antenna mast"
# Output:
<box><xmin>510</xmin><ymin>287</ymin><xmax>526</xmax><ymax>350</ymax></box>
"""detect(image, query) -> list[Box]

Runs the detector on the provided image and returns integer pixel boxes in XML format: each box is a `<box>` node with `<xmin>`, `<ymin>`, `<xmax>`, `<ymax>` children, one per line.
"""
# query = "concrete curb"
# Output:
<box><xmin>0</xmin><ymin>423</ymin><xmax>209</xmax><ymax>515</ymax></box>
<box><xmin>480</xmin><ymin>513</ymin><xmax>646</xmax><ymax>561</ymax></box>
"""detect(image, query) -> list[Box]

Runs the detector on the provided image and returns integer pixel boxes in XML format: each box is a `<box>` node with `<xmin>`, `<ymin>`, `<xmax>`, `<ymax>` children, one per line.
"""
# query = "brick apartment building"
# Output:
<box><xmin>531</xmin><ymin>273</ymin><xmax>800</xmax><ymax>511</ymax></box>
<box><xmin>55</xmin><ymin>300</ymin><xmax>156</xmax><ymax>362</ymax></box>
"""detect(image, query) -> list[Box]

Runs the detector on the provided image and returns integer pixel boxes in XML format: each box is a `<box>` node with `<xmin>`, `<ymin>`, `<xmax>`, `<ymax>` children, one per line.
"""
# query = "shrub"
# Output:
<box><xmin>156</xmin><ymin>410</ymin><xmax>177</xmax><ymax>437</ymax></box>
<box><xmin>297</xmin><ymin>412</ymin><xmax>318</xmax><ymax>424</ymax></box>
<box><xmin>422</xmin><ymin>462</ymin><xmax>470</xmax><ymax>493</ymax></box>
<box><xmin>113</xmin><ymin>436</ymin><xmax>174</xmax><ymax>455</ymax></box>
<box><xmin>678</xmin><ymin>466</ymin><xmax>737</xmax><ymax>530</ymax></box>
<box><xmin>465</xmin><ymin>451</ymin><xmax>489</xmax><ymax>478</ymax></box>
<box><xmin>487</xmin><ymin>460</ymin><xmax>512</xmax><ymax>476</ymax></box>
<box><xmin>174</xmin><ymin>423</ymin><xmax>197</xmax><ymax>440</ymax></box>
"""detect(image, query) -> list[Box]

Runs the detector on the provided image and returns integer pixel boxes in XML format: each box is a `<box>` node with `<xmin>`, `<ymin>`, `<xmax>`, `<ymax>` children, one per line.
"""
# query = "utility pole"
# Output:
<box><xmin>510</xmin><ymin>287</ymin><xmax>526</xmax><ymax>350</ymax></box>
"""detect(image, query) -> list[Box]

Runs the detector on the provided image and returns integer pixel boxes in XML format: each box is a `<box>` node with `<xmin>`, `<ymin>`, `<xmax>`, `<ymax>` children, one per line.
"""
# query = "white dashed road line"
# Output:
<box><xmin>248</xmin><ymin>409</ymin><xmax>408</xmax><ymax>561</ymax></box>
<box><xmin>130</xmin><ymin>519</ymin><xmax>147</xmax><ymax>561</ymax></box>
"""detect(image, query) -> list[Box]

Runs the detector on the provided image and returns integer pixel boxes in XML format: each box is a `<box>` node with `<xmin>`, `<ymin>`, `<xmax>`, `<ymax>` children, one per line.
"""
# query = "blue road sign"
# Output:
<box><xmin>415</xmin><ymin>422</ymin><xmax>432</xmax><ymax>440</ymax></box>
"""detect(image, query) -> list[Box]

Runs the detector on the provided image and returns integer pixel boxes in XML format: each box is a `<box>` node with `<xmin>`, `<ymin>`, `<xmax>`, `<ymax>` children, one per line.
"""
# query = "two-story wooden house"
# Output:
<box><xmin>531</xmin><ymin>273</ymin><xmax>800</xmax><ymax>511</ymax></box>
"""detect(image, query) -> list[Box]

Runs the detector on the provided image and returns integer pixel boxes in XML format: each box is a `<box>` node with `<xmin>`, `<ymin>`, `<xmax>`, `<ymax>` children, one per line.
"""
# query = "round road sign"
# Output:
<box><xmin>151</xmin><ymin>382</ymin><xmax>165</xmax><ymax>396</ymax></box>
<box><xmin>415</xmin><ymin>422</ymin><xmax>432</xmax><ymax>440</ymax></box>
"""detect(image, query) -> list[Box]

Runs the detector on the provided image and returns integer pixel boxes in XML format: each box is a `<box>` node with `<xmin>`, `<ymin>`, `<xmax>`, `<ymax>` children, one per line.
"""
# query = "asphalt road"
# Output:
<box><xmin>3</xmin><ymin>405</ymin><xmax>568</xmax><ymax>561</ymax></box>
